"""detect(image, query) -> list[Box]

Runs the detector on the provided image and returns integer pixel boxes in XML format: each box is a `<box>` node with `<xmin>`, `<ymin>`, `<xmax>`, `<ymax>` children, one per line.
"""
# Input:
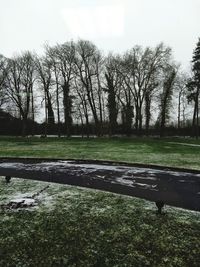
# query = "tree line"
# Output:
<box><xmin>0</xmin><ymin>38</ymin><xmax>200</xmax><ymax>137</ymax></box>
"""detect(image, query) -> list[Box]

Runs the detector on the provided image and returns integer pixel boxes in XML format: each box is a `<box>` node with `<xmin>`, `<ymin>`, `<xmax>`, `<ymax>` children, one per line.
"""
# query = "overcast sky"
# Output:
<box><xmin>0</xmin><ymin>0</ymin><xmax>199</xmax><ymax>70</ymax></box>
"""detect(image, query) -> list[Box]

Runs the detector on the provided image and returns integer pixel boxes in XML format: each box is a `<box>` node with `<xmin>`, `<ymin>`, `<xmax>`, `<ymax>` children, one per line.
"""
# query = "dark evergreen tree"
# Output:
<box><xmin>187</xmin><ymin>38</ymin><xmax>200</xmax><ymax>138</ymax></box>
<box><xmin>105</xmin><ymin>72</ymin><xmax>118</xmax><ymax>135</ymax></box>
<box><xmin>159</xmin><ymin>68</ymin><xmax>176</xmax><ymax>137</ymax></box>
<box><xmin>121</xmin><ymin>104</ymin><xmax>134</xmax><ymax>136</ymax></box>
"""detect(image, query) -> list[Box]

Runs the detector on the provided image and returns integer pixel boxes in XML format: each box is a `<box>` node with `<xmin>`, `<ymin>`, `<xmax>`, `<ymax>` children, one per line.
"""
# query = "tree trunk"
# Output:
<box><xmin>145</xmin><ymin>93</ymin><xmax>151</xmax><ymax>136</ymax></box>
<box><xmin>63</xmin><ymin>82</ymin><xmax>72</xmax><ymax>137</ymax></box>
<box><xmin>138</xmin><ymin>106</ymin><xmax>143</xmax><ymax>136</ymax></box>
<box><xmin>105</xmin><ymin>73</ymin><xmax>118</xmax><ymax>136</ymax></box>
<box><xmin>195</xmin><ymin>88</ymin><xmax>199</xmax><ymax>139</ymax></box>
<box><xmin>31</xmin><ymin>86</ymin><xmax>35</xmax><ymax>136</ymax></box>
<box><xmin>22</xmin><ymin>117</ymin><xmax>28</xmax><ymax>137</ymax></box>
<box><xmin>46</xmin><ymin>94</ymin><xmax>55</xmax><ymax>125</ymax></box>
<box><xmin>177</xmin><ymin>92</ymin><xmax>181</xmax><ymax>130</ymax></box>
<box><xmin>56</xmin><ymin>79</ymin><xmax>61</xmax><ymax>137</ymax></box>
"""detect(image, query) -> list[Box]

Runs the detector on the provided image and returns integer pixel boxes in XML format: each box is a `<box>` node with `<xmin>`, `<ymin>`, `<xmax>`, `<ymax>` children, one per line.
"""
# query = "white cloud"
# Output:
<box><xmin>61</xmin><ymin>4</ymin><xmax>125</xmax><ymax>39</ymax></box>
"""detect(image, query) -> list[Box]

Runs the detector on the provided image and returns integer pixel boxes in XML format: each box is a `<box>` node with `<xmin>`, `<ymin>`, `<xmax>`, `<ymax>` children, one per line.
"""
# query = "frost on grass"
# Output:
<box><xmin>0</xmin><ymin>176</ymin><xmax>200</xmax><ymax>267</ymax></box>
<box><xmin>0</xmin><ymin>174</ymin><xmax>199</xmax><ymax>228</ymax></box>
<box><xmin>168</xmin><ymin>142</ymin><xmax>200</xmax><ymax>147</ymax></box>
<box><xmin>0</xmin><ymin>176</ymin><xmax>59</xmax><ymax>211</ymax></box>
<box><xmin>0</xmin><ymin>176</ymin><xmax>98</xmax><ymax>212</ymax></box>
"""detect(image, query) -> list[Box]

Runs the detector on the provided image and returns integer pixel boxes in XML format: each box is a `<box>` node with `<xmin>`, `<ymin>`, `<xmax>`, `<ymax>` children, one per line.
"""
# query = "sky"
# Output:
<box><xmin>0</xmin><ymin>0</ymin><xmax>199</xmax><ymax>70</ymax></box>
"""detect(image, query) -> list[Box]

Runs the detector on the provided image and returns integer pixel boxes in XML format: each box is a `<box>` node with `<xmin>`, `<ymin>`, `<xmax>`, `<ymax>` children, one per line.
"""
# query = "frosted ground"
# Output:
<box><xmin>0</xmin><ymin>176</ymin><xmax>200</xmax><ymax>266</ymax></box>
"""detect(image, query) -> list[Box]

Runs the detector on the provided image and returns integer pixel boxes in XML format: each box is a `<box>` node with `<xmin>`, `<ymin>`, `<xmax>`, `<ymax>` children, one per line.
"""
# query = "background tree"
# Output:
<box><xmin>187</xmin><ymin>38</ymin><xmax>200</xmax><ymax>138</ymax></box>
<box><xmin>104</xmin><ymin>54</ymin><xmax>120</xmax><ymax>135</ymax></box>
<box><xmin>5</xmin><ymin>52</ymin><xmax>35</xmax><ymax>136</ymax></box>
<box><xmin>73</xmin><ymin>77</ymin><xmax>91</xmax><ymax>137</ymax></box>
<box><xmin>159</xmin><ymin>66</ymin><xmax>177</xmax><ymax>137</ymax></box>
<box><xmin>174</xmin><ymin>73</ymin><xmax>188</xmax><ymax>130</ymax></box>
<box><xmin>53</xmin><ymin>41</ymin><xmax>75</xmax><ymax>137</ymax></box>
<box><xmin>35</xmin><ymin>55</ymin><xmax>55</xmax><ymax>136</ymax></box>
<box><xmin>74</xmin><ymin>40</ymin><xmax>104</xmax><ymax>136</ymax></box>
<box><xmin>0</xmin><ymin>39</ymin><xmax>198</xmax><ymax>137</ymax></box>
<box><xmin>117</xmin><ymin>43</ymin><xmax>172</xmax><ymax>136</ymax></box>
<box><xmin>0</xmin><ymin>54</ymin><xmax>9</xmax><ymax>108</ymax></box>
<box><xmin>45</xmin><ymin>45</ymin><xmax>62</xmax><ymax>137</ymax></box>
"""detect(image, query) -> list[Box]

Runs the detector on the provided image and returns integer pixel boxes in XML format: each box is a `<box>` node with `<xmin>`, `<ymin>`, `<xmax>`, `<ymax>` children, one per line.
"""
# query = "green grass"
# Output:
<box><xmin>0</xmin><ymin>177</ymin><xmax>200</xmax><ymax>267</ymax></box>
<box><xmin>0</xmin><ymin>136</ymin><xmax>200</xmax><ymax>169</ymax></box>
<box><xmin>0</xmin><ymin>137</ymin><xmax>200</xmax><ymax>266</ymax></box>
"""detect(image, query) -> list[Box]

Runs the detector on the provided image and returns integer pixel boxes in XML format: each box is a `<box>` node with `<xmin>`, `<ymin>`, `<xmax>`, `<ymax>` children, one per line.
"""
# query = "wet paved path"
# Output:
<box><xmin>0</xmin><ymin>158</ymin><xmax>199</xmax><ymax>211</ymax></box>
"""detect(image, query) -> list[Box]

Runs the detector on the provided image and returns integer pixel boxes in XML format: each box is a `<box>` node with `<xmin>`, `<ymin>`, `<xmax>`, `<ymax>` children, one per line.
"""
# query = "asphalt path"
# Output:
<box><xmin>0</xmin><ymin>158</ymin><xmax>199</xmax><ymax>211</ymax></box>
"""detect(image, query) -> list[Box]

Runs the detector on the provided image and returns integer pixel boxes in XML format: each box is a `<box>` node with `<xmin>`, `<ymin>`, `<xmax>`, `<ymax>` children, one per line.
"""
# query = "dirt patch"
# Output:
<box><xmin>0</xmin><ymin>184</ymin><xmax>50</xmax><ymax>210</ymax></box>
<box><xmin>0</xmin><ymin>198</ymin><xmax>36</xmax><ymax>210</ymax></box>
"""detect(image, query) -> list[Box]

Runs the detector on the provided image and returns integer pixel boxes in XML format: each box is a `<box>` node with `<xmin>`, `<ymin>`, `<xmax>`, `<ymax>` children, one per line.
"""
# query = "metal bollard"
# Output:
<box><xmin>156</xmin><ymin>201</ymin><xmax>165</xmax><ymax>214</ymax></box>
<box><xmin>5</xmin><ymin>176</ymin><xmax>11</xmax><ymax>183</ymax></box>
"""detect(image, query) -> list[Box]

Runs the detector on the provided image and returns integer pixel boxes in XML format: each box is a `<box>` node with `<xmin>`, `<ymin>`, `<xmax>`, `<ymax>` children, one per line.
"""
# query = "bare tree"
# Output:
<box><xmin>73</xmin><ymin>77</ymin><xmax>91</xmax><ymax>137</ymax></box>
<box><xmin>117</xmin><ymin>43</ymin><xmax>172</xmax><ymax>135</ymax></box>
<box><xmin>45</xmin><ymin>45</ymin><xmax>62</xmax><ymax>136</ymax></box>
<box><xmin>0</xmin><ymin>54</ymin><xmax>9</xmax><ymax>108</ymax></box>
<box><xmin>0</xmin><ymin>39</ymin><xmax>192</xmax><ymax>137</ymax></box>
<box><xmin>53</xmin><ymin>41</ymin><xmax>75</xmax><ymax>137</ymax></box>
<box><xmin>5</xmin><ymin>52</ymin><xmax>35</xmax><ymax>136</ymax></box>
<box><xmin>174</xmin><ymin>73</ymin><xmax>188</xmax><ymax>129</ymax></box>
<box><xmin>35</xmin><ymin>55</ymin><xmax>55</xmax><ymax>136</ymax></box>
<box><xmin>74</xmin><ymin>40</ymin><xmax>104</xmax><ymax>136</ymax></box>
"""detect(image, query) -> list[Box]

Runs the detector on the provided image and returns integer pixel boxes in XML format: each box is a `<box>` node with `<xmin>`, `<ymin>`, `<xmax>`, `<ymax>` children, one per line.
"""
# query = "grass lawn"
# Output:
<box><xmin>0</xmin><ymin>177</ymin><xmax>200</xmax><ymax>267</ymax></box>
<box><xmin>0</xmin><ymin>137</ymin><xmax>200</xmax><ymax>266</ymax></box>
<box><xmin>0</xmin><ymin>136</ymin><xmax>200</xmax><ymax>169</ymax></box>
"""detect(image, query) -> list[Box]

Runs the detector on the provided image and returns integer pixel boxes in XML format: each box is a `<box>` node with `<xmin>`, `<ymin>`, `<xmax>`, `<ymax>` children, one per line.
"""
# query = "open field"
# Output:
<box><xmin>0</xmin><ymin>137</ymin><xmax>200</xmax><ymax>266</ymax></box>
<box><xmin>0</xmin><ymin>136</ymin><xmax>200</xmax><ymax>170</ymax></box>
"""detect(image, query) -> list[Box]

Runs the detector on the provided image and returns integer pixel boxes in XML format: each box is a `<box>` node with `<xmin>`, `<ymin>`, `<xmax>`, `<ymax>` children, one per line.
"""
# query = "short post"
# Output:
<box><xmin>156</xmin><ymin>201</ymin><xmax>165</xmax><ymax>214</ymax></box>
<box><xmin>5</xmin><ymin>176</ymin><xmax>11</xmax><ymax>183</ymax></box>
